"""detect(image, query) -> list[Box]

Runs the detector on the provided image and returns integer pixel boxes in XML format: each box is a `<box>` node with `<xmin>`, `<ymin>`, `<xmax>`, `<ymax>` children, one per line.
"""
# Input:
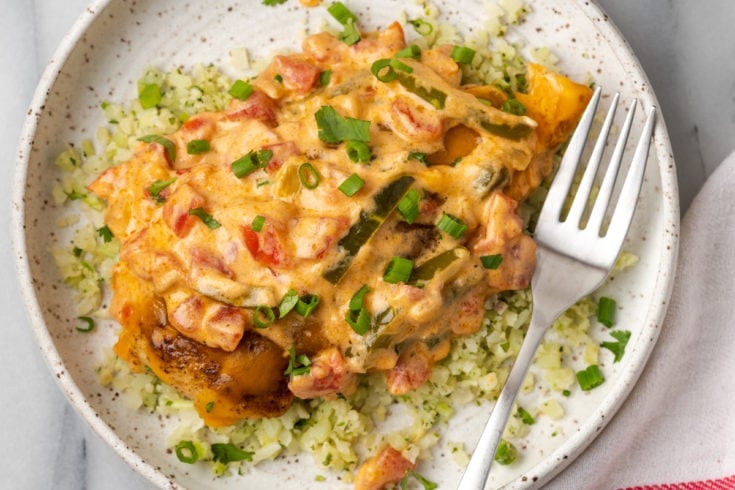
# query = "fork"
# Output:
<box><xmin>458</xmin><ymin>87</ymin><xmax>657</xmax><ymax>490</ymax></box>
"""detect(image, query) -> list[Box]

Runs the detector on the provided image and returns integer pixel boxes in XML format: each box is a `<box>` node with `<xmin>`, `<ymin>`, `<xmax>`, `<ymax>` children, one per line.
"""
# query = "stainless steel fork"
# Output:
<box><xmin>458</xmin><ymin>87</ymin><xmax>657</xmax><ymax>489</ymax></box>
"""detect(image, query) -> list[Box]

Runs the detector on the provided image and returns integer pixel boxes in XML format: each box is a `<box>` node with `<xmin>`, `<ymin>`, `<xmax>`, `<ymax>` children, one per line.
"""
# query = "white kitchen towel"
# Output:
<box><xmin>547</xmin><ymin>150</ymin><xmax>735</xmax><ymax>489</ymax></box>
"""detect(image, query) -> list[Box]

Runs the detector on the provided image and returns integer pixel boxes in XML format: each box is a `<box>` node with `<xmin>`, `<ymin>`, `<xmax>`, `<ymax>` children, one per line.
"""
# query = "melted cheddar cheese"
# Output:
<box><xmin>89</xmin><ymin>22</ymin><xmax>592</xmax><ymax>428</ymax></box>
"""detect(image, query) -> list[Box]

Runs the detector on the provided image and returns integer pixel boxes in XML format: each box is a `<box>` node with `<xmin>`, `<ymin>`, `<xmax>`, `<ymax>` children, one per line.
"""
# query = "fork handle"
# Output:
<box><xmin>457</xmin><ymin>311</ymin><xmax>554</xmax><ymax>489</ymax></box>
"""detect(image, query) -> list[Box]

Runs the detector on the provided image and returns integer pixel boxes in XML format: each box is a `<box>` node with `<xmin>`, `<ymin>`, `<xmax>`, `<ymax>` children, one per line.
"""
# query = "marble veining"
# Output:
<box><xmin>1</xmin><ymin>1</ymin><xmax>733</xmax><ymax>489</ymax></box>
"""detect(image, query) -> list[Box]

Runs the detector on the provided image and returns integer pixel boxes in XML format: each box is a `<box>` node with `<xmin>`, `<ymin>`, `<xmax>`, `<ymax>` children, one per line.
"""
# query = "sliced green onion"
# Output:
<box><xmin>284</xmin><ymin>346</ymin><xmax>311</xmax><ymax>377</ymax></box>
<box><xmin>147</xmin><ymin>178</ymin><xmax>176</xmax><ymax>204</ymax></box>
<box><xmin>407</xmin><ymin>18</ymin><xmax>433</xmax><ymax>36</ymax></box>
<box><xmin>400</xmin><ymin>470</ymin><xmax>438</xmax><ymax>490</ymax></box>
<box><xmin>315</xmin><ymin>105</ymin><xmax>371</xmax><ymax>143</ymax></box>
<box><xmin>597</xmin><ymin>296</ymin><xmax>617</xmax><ymax>327</ymax></box>
<box><xmin>298</xmin><ymin>163</ymin><xmax>320</xmax><ymax>189</ymax></box>
<box><xmin>211</xmin><ymin>443</ymin><xmax>254</xmax><ymax>464</ymax></box>
<box><xmin>516</xmin><ymin>406</ymin><xmax>535</xmax><ymax>425</ymax></box>
<box><xmin>76</xmin><ymin>316</ymin><xmax>95</xmax><ymax>333</ymax></box>
<box><xmin>501</xmin><ymin>98</ymin><xmax>527</xmax><ymax>116</ymax></box>
<box><xmin>480</xmin><ymin>254</ymin><xmax>503</xmax><ymax>270</ymax></box>
<box><xmin>186</xmin><ymin>139</ymin><xmax>211</xmax><ymax>155</ymax></box>
<box><xmin>494</xmin><ymin>439</ymin><xmax>517</xmax><ymax>465</ymax></box>
<box><xmin>450</xmin><ymin>45</ymin><xmax>476</xmax><ymax>64</ymax></box>
<box><xmin>397</xmin><ymin>188</ymin><xmax>421</xmax><ymax>224</ymax></box>
<box><xmin>389</xmin><ymin>58</ymin><xmax>413</xmax><ymax>73</ymax></box>
<box><xmin>383</xmin><ymin>256</ymin><xmax>414</xmax><ymax>284</ymax></box>
<box><xmin>319</xmin><ymin>70</ymin><xmax>332</xmax><ymax>87</ymax></box>
<box><xmin>295</xmin><ymin>294</ymin><xmax>320</xmax><ymax>318</ymax></box>
<box><xmin>175</xmin><ymin>441</ymin><xmax>199</xmax><ymax>464</ymax></box>
<box><xmin>437</xmin><ymin>213</ymin><xmax>467</xmax><ymax>239</ymax></box>
<box><xmin>232</xmin><ymin>152</ymin><xmax>261</xmax><ymax>178</ymax></box>
<box><xmin>601</xmin><ymin>330</ymin><xmax>632</xmax><ymax>363</ymax></box>
<box><xmin>576</xmin><ymin>364</ymin><xmax>605</xmax><ymax>391</ymax></box>
<box><xmin>138</xmin><ymin>83</ymin><xmax>162</xmax><ymax>109</ymax></box>
<box><xmin>327</xmin><ymin>1</ymin><xmax>358</xmax><ymax>25</ymax></box>
<box><xmin>345</xmin><ymin>140</ymin><xmax>371</xmax><ymax>163</ymax></box>
<box><xmin>338</xmin><ymin>173</ymin><xmax>365</xmax><ymax>197</ymax></box>
<box><xmin>138</xmin><ymin>134</ymin><xmax>176</xmax><ymax>163</ymax></box>
<box><xmin>408</xmin><ymin>152</ymin><xmax>428</xmax><ymax>164</ymax></box>
<box><xmin>395</xmin><ymin>44</ymin><xmax>422</xmax><ymax>60</ymax></box>
<box><xmin>253</xmin><ymin>304</ymin><xmax>275</xmax><ymax>328</ymax></box>
<box><xmin>188</xmin><ymin>208</ymin><xmax>221</xmax><ymax>229</ymax></box>
<box><xmin>338</xmin><ymin>19</ymin><xmax>361</xmax><ymax>45</ymax></box>
<box><xmin>346</xmin><ymin>306</ymin><xmax>371</xmax><ymax>335</ymax></box>
<box><xmin>229</xmin><ymin>79</ymin><xmax>254</xmax><ymax>100</ymax></box>
<box><xmin>371</xmin><ymin>58</ymin><xmax>396</xmax><ymax>82</ymax></box>
<box><xmin>251</xmin><ymin>215</ymin><xmax>266</xmax><ymax>232</ymax></box>
<box><xmin>96</xmin><ymin>225</ymin><xmax>114</xmax><ymax>243</ymax></box>
<box><xmin>278</xmin><ymin>289</ymin><xmax>299</xmax><ymax>318</ymax></box>
<box><xmin>349</xmin><ymin>284</ymin><xmax>371</xmax><ymax>311</ymax></box>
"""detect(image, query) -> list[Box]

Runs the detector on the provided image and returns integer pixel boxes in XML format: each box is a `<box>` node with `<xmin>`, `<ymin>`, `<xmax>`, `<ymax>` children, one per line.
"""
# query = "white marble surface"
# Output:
<box><xmin>1</xmin><ymin>1</ymin><xmax>733</xmax><ymax>489</ymax></box>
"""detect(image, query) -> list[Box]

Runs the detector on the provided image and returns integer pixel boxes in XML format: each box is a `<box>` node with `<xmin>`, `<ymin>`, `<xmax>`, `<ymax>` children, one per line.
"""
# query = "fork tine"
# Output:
<box><xmin>585</xmin><ymin>98</ymin><xmax>638</xmax><ymax>234</ymax></box>
<box><xmin>565</xmin><ymin>93</ymin><xmax>620</xmax><ymax>227</ymax></box>
<box><xmin>537</xmin><ymin>86</ymin><xmax>602</xmax><ymax>224</ymax></box>
<box><xmin>604</xmin><ymin>106</ymin><xmax>657</xmax><ymax>251</ymax></box>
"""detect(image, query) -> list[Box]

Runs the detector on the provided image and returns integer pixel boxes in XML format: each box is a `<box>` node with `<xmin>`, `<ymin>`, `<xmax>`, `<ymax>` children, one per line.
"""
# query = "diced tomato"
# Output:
<box><xmin>354</xmin><ymin>446</ymin><xmax>414</xmax><ymax>490</ymax></box>
<box><xmin>274</xmin><ymin>55</ymin><xmax>321</xmax><ymax>94</ymax></box>
<box><xmin>386</xmin><ymin>343</ymin><xmax>433</xmax><ymax>395</ymax></box>
<box><xmin>287</xmin><ymin>348</ymin><xmax>356</xmax><ymax>399</ymax></box>
<box><xmin>162</xmin><ymin>184</ymin><xmax>206</xmax><ymax>237</ymax></box>
<box><xmin>242</xmin><ymin>223</ymin><xmax>285</xmax><ymax>267</ymax></box>
<box><xmin>225</xmin><ymin>90</ymin><xmax>279</xmax><ymax>126</ymax></box>
<box><xmin>262</xmin><ymin>141</ymin><xmax>300</xmax><ymax>173</ymax></box>
<box><xmin>390</xmin><ymin>96</ymin><xmax>444</xmax><ymax>143</ymax></box>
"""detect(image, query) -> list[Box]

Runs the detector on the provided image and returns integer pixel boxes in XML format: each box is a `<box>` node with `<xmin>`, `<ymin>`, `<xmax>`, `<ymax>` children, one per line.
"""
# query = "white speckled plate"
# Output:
<box><xmin>12</xmin><ymin>0</ymin><xmax>678</xmax><ymax>488</ymax></box>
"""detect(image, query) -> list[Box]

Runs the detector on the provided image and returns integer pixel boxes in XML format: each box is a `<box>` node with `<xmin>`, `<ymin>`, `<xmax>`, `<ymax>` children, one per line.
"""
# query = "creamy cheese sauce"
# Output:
<box><xmin>89</xmin><ymin>22</ymin><xmax>592</xmax><ymax>430</ymax></box>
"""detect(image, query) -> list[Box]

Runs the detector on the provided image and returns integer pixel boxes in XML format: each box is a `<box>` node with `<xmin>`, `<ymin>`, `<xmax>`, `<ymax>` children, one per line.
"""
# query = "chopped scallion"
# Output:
<box><xmin>338</xmin><ymin>173</ymin><xmax>365</xmax><ymax>197</ymax></box>
<box><xmin>278</xmin><ymin>289</ymin><xmax>299</xmax><ymax>318</ymax></box>
<box><xmin>147</xmin><ymin>178</ymin><xmax>176</xmax><ymax>204</ymax></box>
<box><xmin>284</xmin><ymin>346</ymin><xmax>311</xmax><ymax>377</ymax></box>
<box><xmin>389</xmin><ymin>58</ymin><xmax>413</xmax><ymax>73</ymax></box>
<box><xmin>407</xmin><ymin>18</ymin><xmax>433</xmax><ymax>36</ymax></box>
<box><xmin>480</xmin><ymin>254</ymin><xmax>503</xmax><ymax>270</ymax></box>
<box><xmin>295</xmin><ymin>294</ymin><xmax>320</xmax><ymax>318</ymax></box>
<box><xmin>319</xmin><ymin>69</ymin><xmax>332</xmax><ymax>87</ymax></box>
<box><xmin>228</xmin><ymin>79</ymin><xmax>254</xmax><ymax>100</ymax></box>
<box><xmin>76</xmin><ymin>316</ymin><xmax>95</xmax><ymax>333</ymax></box>
<box><xmin>327</xmin><ymin>1</ymin><xmax>358</xmax><ymax>25</ymax></box>
<box><xmin>251</xmin><ymin>215</ymin><xmax>266</xmax><ymax>232</ymax></box>
<box><xmin>253</xmin><ymin>304</ymin><xmax>275</xmax><ymax>328</ymax></box>
<box><xmin>397</xmin><ymin>188</ymin><xmax>421</xmax><ymax>224</ymax></box>
<box><xmin>395</xmin><ymin>44</ymin><xmax>422</xmax><ymax>60</ymax></box>
<box><xmin>175</xmin><ymin>441</ymin><xmax>199</xmax><ymax>464</ymax></box>
<box><xmin>345</xmin><ymin>140</ymin><xmax>371</xmax><ymax>163</ymax></box>
<box><xmin>383</xmin><ymin>256</ymin><xmax>414</xmax><ymax>284</ymax></box>
<box><xmin>346</xmin><ymin>305</ymin><xmax>371</xmax><ymax>335</ymax></box>
<box><xmin>188</xmin><ymin>208</ymin><xmax>221</xmax><ymax>229</ymax></box>
<box><xmin>576</xmin><ymin>364</ymin><xmax>605</xmax><ymax>391</ymax></box>
<box><xmin>437</xmin><ymin>213</ymin><xmax>468</xmax><ymax>239</ymax></box>
<box><xmin>450</xmin><ymin>45</ymin><xmax>476</xmax><ymax>64</ymax></box>
<box><xmin>186</xmin><ymin>139</ymin><xmax>211</xmax><ymax>155</ymax></box>
<box><xmin>298</xmin><ymin>162</ymin><xmax>320</xmax><ymax>189</ymax></box>
<box><xmin>371</xmin><ymin>58</ymin><xmax>396</xmax><ymax>82</ymax></box>
<box><xmin>597</xmin><ymin>296</ymin><xmax>617</xmax><ymax>327</ymax></box>
<box><xmin>138</xmin><ymin>134</ymin><xmax>176</xmax><ymax>163</ymax></box>
<box><xmin>516</xmin><ymin>406</ymin><xmax>535</xmax><ymax>425</ymax></box>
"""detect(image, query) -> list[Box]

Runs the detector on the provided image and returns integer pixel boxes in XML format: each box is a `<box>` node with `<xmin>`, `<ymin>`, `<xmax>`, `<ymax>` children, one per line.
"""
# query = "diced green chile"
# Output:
<box><xmin>323</xmin><ymin>176</ymin><xmax>415</xmax><ymax>284</ymax></box>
